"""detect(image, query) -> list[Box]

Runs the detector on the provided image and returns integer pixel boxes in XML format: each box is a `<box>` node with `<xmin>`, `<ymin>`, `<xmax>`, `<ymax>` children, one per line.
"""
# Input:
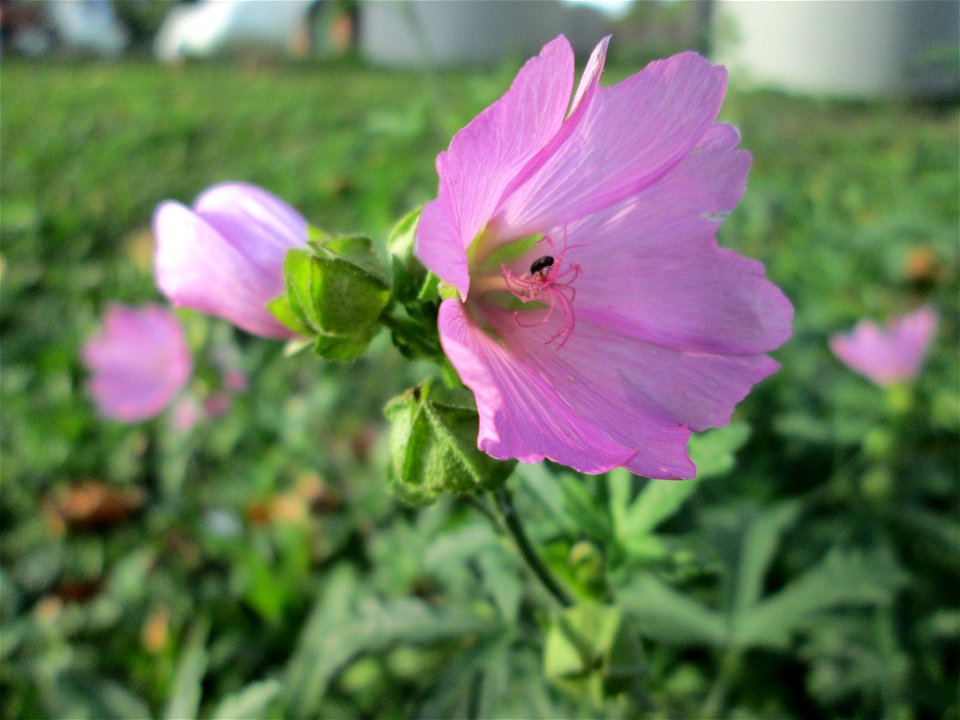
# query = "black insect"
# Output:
<box><xmin>529</xmin><ymin>255</ymin><xmax>555</xmax><ymax>277</ymax></box>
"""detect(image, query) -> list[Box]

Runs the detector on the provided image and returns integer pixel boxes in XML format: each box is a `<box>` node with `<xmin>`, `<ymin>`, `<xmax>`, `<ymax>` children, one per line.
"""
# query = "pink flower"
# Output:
<box><xmin>416</xmin><ymin>36</ymin><xmax>793</xmax><ymax>479</ymax></box>
<box><xmin>829</xmin><ymin>307</ymin><xmax>937</xmax><ymax>386</ymax></box>
<box><xmin>222</xmin><ymin>369</ymin><xmax>249</xmax><ymax>393</ymax></box>
<box><xmin>153</xmin><ymin>182</ymin><xmax>307</xmax><ymax>338</ymax></box>
<box><xmin>203</xmin><ymin>393</ymin><xmax>232</xmax><ymax>418</ymax></box>
<box><xmin>171</xmin><ymin>395</ymin><xmax>203</xmax><ymax>433</ymax></box>
<box><xmin>83</xmin><ymin>304</ymin><xmax>192</xmax><ymax>422</ymax></box>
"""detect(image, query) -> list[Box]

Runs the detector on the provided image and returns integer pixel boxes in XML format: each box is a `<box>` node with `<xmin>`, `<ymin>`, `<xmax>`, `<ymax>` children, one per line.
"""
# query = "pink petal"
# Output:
<box><xmin>439</xmin><ymin>300</ymin><xmax>697</xmax><ymax>478</ymax></box>
<box><xmin>492</xmin><ymin>52</ymin><xmax>728</xmax><ymax>239</ymax></box>
<box><xmin>508</xmin><ymin>312</ymin><xmax>778</xmax><ymax>432</ymax></box>
<box><xmin>171</xmin><ymin>395</ymin><xmax>203</xmax><ymax>433</ymax></box>
<box><xmin>561</xmin><ymin>123</ymin><xmax>793</xmax><ymax>355</ymax></box>
<box><xmin>153</xmin><ymin>187</ymin><xmax>302</xmax><ymax>339</ymax></box>
<box><xmin>490</xmin><ymin>37</ymin><xmax>610</xmax><ymax>236</ymax></box>
<box><xmin>830</xmin><ymin>307</ymin><xmax>937</xmax><ymax>385</ymax></box>
<box><xmin>416</xmin><ymin>35</ymin><xmax>574</xmax><ymax>295</ymax></box>
<box><xmin>83</xmin><ymin>305</ymin><xmax>192</xmax><ymax>422</ymax></box>
<box><xmin>569</xmin><ymin>36</ymin><xmax>610</xmax><ymax>117</ymax></box>
<box><xmin>194</xmin><ymin>183</ymin><xmax>307</xmax><ymax>270</ymax></box>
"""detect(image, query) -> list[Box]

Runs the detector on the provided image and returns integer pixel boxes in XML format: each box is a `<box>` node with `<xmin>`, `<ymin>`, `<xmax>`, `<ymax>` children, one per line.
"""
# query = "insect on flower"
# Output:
<box><xmin>529</xmin><ymin>255</ymin><xmax>555</xmax><ymax>277</ymax></box>
<box><xmin>498</xmin><ymin>230</ymin><xmax>581</xmax><ymax>348</ymax></box>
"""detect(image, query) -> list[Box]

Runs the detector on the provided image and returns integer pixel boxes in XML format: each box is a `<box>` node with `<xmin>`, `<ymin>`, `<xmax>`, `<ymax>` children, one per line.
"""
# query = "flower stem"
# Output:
<box><xmin>493</xmin><ymin>487</ymin><xmax>574</xmax><ymax>608</ymax></box>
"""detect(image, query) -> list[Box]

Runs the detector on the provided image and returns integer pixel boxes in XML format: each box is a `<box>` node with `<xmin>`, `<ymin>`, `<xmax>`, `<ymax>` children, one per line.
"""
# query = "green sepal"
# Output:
<box><xmin>381</xmin><ymin>313</ymin><xmax>442</xmax><ymax>360</ymax></box>
<box><xmin>266</xmin><ymin>294</ymin><xmax>313</xmax><ymax>337</ymax></box>
<box><xmin>436</xmin><ymin>280</ymin><xmax>459</xmax><ymax>300</ymax></box>
<box><xmin>273</xmin><ymin>231</ymin><xmax>391</xmax><ymax>360</ymax></box>
<box><xmin>310</xmin><ymin>232</ymin><xmax>390</xmax><ymax>290</ymax></box>
<box><xmin>386</xmin><ymin>206</ymin><xmax>426</xmax><ymax>306</ymax></box>
<box><xmin>311</xmin><ymin>252</ymin><xmax>389</xmax><ymax>336</ymax></box>
<box><xmin>384</xmin><ymin>379</ymin><xmax>515</xmax><ymax>505</ymax></box>
<box><xmin>313</xmin><ymin>325</ymin><xmax>377</xmax><ymax>362</ymax></box>
<box><xmin>569</xmin><ymin>540</ymin><xmax>609</xmax><ymax>599</ymax></box>
<box><xmin>281</xmin><ymin>248</ymin><xmax>322</xmax><ymax>330</ymax></box>
<box><xmin>544</xmin><ymin>603</ymin><xmax>646</xmax><ymax>707</ymax></box>
<box><xmin>379</xmin><ymin>208</ymin><xmax>447</xmax><ymax>359</ymax></box>
<box><xmin>418</xmin><ymin>272</ymin><xmax>442</xmax><ymax>301</ymax></box>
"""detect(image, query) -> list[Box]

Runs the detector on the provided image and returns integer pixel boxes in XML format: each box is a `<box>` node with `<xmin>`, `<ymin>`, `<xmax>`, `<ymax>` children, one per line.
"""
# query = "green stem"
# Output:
<box><xmin>493</xmin><ymin>487</ymin><xmax>574</xmax><ymax>608</ymax></box>
<box><xmin>700</xmin><ymin>649</ymin><xmax>741</xmax><ymax>718</ymax></box>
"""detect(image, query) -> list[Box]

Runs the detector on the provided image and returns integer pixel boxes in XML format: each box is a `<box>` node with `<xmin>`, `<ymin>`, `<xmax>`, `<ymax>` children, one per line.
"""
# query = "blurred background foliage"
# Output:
<box><xmin>1</xmin><ymin>6</ymin><xmax>958</xmax><ymax>719</ymax></box>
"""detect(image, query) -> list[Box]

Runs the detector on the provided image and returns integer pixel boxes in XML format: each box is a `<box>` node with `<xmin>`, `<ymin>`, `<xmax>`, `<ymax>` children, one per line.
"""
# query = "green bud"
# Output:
<box><xmin>863</xmin><ymin>428</ymin><xmax>893</xmax><ymax>460</ymax></box>
<box><xmin>569</xmin><ymin>541</ymin><xmax>608</xmax><ymax>599</ymax></box>
<box><xmin>381</xmin><ymin>208</ymin><xmax>443</xmax><ymax>360</ymax></box>
<box><xmin>384</xmin><ymin>379</ymin><xmax>514</xmax><ymax>505</ymax></box>
<box><xmin>860</xmin><ymin>466</ymin><xmax>893</xmax><ymax>501</ymax></box>
<box><xmin>269</xmin><ymin>230</ymin><xmax>391</xmax><ymax>361</ymax></box>
<box><xmin>544</xmin><ymin>603</ymin><xmax>646</xmax><ymax>706</ymax></box>
<box><xmin>884</xmin><ymin>383</ymin><xmax>914</xmax><ymax>416</ymax></box>
<box><xmin>931</xmin><ymin>389</ymin><xmax>960</xmax><ymax>431</ymax></box>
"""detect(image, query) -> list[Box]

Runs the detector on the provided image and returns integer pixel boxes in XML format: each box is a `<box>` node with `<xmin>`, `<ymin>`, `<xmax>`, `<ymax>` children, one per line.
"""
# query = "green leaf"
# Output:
<box><xmin>517</xmin><ymin>462</ymin><xmax>580</xmax><ymax>535</ymax></box>
<box><xmin>412</xmin><ymin>630</ymin><xmax>540</xmax><ymax>719</ymax></box>
<box><xmin>733</xmin><ymin>500</ymin><xmax>803</xmax><ymax>618</ymax></box>
<box><xmin>165</xmin><ymin>620</ymin><xmax>210</xmax><ymax>720</ymax></box>
<box><xmin>550</xmin><ymin>473</ymin><xmax>613</xmax><ymax>543</ymax></box>
<box><xmin>611</xmin><ymin>425</ymin><xmax>751</xmax><ymax>557</ymax></box>
<box><xmin>284</xmin><ymin>566</ymin><xmax>358</xmax><ymax>715</ymax></box>
<box><xmin>688</xmin><ymin>422</ymin><xmax>751</xmax><ymax>479</ymax></box>
<box><xmin>210</xmin><ymin>679</ymin><xmax>282</xmax><ymax>720</ymax></box>
<box><xmin>379</xmin><ymin>213</ymin><xmax>443</xmax><ymax>358</ymax></box>
<box><xmin>478</xmin><ymin>549</ymin><xmax>524</xmax><ymax>623</ymax></box>
<box><xmin>384</xmin><ymin>380</ymin><xmax>514</xmax><ymax>504</ymax></box>
<box><xmin>735</xmin><ymin>551</ymin><xmax>908</xmax><ymax>649</ymax></box>
<box><xmin>617</xmin><ymin>574</ymin><xmax>728</xmax><ymax>646</ymax></box>
<box><xmin>920</xmin><ymin>609</ymin><xmax>960</xmax><ymax>640</ymax></box>
<box><xmin>617</xmin><ymin>478</ymin><xmax>701</xmax><ymax>544</ymax></box>
<box><xmin>284</xmin><ymin>578</ymin><xmax>497</xmax><ymax>718</ymax></box>
<box><xmin>42</xmin><ymin>672</ymin><xmax>152</xmax><ymax>720</ymax></box>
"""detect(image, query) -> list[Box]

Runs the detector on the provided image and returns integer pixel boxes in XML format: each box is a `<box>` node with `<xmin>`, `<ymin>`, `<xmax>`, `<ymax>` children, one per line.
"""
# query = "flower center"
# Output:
<box><xmin>471</xmin><ymin>230</ymin><xmax>580</xmax><ymax>350</ymax></box>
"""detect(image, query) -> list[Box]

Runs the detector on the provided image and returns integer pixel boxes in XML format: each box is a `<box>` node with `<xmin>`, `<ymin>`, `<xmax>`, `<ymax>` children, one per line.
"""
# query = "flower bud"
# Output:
<box><xmin>153</xmin><ymin>182</ymin><xmax>307</xmax><ymax>338</ymax></box>
<box><xmin>384</xmin><ymin>380</ymin><xmax>514</xmax><ymax>505</ymax></box>
<box><xmin>269</xmin><ymin>232</ymin><xmax>391</xmax><ymax>361</ymax></box>
<box><xmin>544</xmin><ymin>603</ymin><xmax>646</xmax><ymax>705</ymax></box>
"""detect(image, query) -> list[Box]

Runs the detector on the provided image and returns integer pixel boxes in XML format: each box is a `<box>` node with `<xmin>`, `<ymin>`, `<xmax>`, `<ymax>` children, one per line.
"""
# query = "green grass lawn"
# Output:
<box><xmin>1</xmin><ymin>57</ymin><xmax>958</xmax><ymax>719</ymax></box>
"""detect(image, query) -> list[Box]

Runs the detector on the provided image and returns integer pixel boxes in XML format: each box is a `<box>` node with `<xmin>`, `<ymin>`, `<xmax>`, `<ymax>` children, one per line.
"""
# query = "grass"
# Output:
<box><xmin>1</xmin><ymin>56</ymin><xmax>958</xmax><ymax>719</ymax></box>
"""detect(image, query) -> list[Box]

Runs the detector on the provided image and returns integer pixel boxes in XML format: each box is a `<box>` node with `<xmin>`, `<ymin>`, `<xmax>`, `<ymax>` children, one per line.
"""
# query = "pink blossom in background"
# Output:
<box><xmin>171</xmin><ymin>395</ymin><xmax>203</xmax><ymax>433</ymax></box>
<box><xmin>83</xmin><ymin>304</ymin><xmax>192</xmax><ymax>422</ymax></box>
<box><xmin>222</xmin><ymin>368</ymin><xmax>249</xmax><ymax>393</ymax></box>
<box><xmin>203</xmin><ymin>393</ymin><xmax>233</xmax><ymax>419</ymax></box>
<box><xmin>416</xmin><ymin>35</ymin><xmax>793</xmax><ymax>479</ymax></box>
<box><xmin>153</xmin><ymin>182</ymin><xmax>307</xmax><ymax>339</ymax></box>
<box><xmin>829</xmin><ymin>307</ymin><xmax>938</xmax><ymax>386</ymax></box>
